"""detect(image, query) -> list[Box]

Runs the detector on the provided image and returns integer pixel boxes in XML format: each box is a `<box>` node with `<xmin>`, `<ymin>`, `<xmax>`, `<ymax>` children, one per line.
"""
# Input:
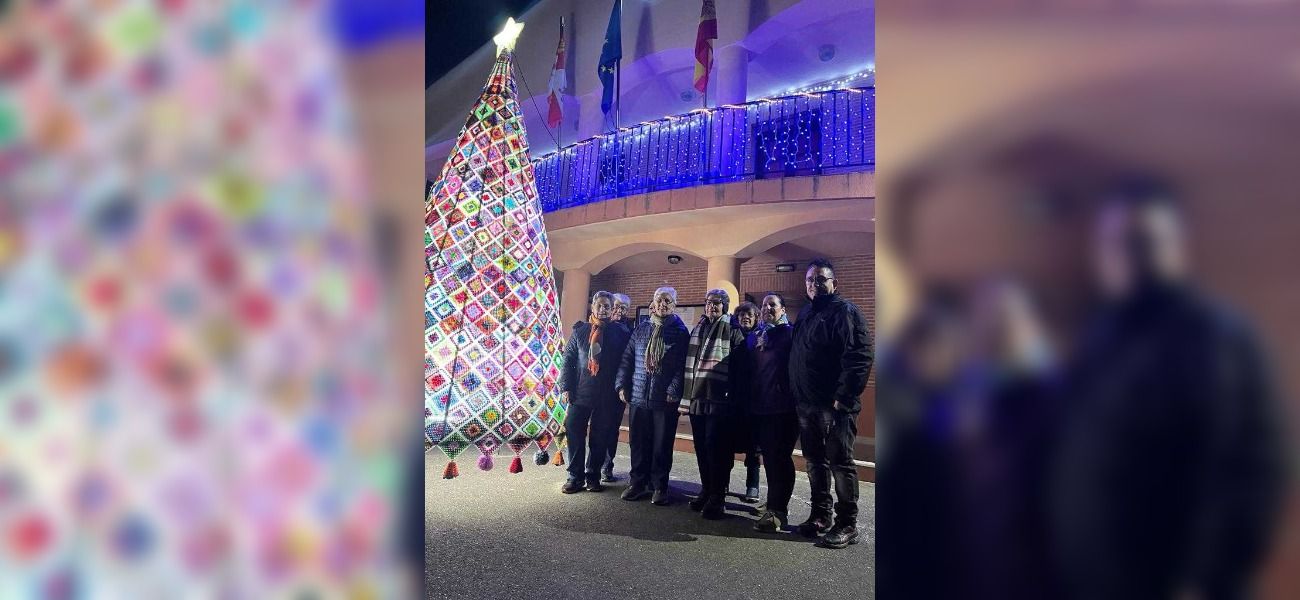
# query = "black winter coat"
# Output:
<box><xmin>746</xmin><ymin>323</ymin><xmax>796</xmax><ymax>415</ymax></box>
<box><xmin>560</xmin><ymin>320</ymin><xmax>631</xmax><ymax>407</ymax></box>
<box><xmin>616</xmin><ymin>314</ymin><xmax>690</xmax><ymax>410</ymax></box>
<box><xmin>789</xmin><ymin>293</ymin><xmax>874</xmax><ymax>414</ymax></box>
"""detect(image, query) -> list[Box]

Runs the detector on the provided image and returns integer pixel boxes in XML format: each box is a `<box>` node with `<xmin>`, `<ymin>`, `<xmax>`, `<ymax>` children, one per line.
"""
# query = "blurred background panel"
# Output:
<box><xmin>877</xmin><ymin>2</ymin><xmax>1300</xmax><ymax>598</ymax></box>
<box><xmin>0</xmin><ymin>0</ymin><xmax>423</xmax><ymax>596</ymax></box>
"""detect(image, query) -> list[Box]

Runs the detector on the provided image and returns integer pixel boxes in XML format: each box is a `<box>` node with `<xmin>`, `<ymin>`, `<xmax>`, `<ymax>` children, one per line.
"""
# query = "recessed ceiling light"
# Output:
<box><xmin>667</xmin><ymin>255</ymin><xmax>682</xmax><ymax>264</ymax></box>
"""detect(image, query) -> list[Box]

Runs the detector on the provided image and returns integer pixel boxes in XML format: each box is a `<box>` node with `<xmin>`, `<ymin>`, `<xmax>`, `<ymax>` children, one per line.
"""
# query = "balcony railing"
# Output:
<box><xmin>532</xmin><ymin>86</ymin><xmax>874</xmax><ymax>212</ymax></box>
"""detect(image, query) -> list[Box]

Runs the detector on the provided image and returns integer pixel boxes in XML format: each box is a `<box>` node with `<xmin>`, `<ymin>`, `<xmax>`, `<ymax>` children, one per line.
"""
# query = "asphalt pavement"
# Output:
<box><xmin>426</xmin><ymin>442</ymin><xmax>874</xmax><ymax>600</ymax></box>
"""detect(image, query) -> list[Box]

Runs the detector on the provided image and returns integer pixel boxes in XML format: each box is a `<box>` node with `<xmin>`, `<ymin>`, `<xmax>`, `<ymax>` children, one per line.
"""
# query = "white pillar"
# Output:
<box><xmin>559</xmin><ymin>268</ymin><xmax>591</xmax><ymax>336</ymax></box>
<box><xmin>705</xmin><ymin>256</ymin><xmax>742</xmax><ymax>311</ymax></box>
<box><xmin>714</xmin><ymin>44</ymin><xmax>749</xmax><ymax>105</ymax></box>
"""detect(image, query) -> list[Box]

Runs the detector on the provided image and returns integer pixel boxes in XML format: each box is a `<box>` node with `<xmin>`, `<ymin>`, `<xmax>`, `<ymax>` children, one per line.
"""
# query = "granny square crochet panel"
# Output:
<box><xmin>425</xmin><ymin>48</ymin><xmax>567</xmax><ymax>477</ymax></box>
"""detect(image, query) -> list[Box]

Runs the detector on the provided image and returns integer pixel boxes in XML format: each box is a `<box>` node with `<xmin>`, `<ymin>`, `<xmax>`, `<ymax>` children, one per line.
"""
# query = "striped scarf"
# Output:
<box><xmin>644</xmin><ymin>314</ymin><xmax>666</xmax><ymax>374</ymax></box>
<box><xmin>586</xmin><ymin>316</ymin><xmax>606</xmax><ymax>375</ymax></box>
<box><xmin>684</xmin><ymin>316</ymin><xmax>734</xmax><ymax>399</ymax></box>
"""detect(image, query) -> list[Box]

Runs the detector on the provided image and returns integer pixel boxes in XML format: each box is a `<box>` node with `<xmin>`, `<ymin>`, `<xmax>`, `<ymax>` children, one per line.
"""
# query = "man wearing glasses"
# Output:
<box><xmin>789</xmin><ymin>258</ymin><xmax>873</xmax><ymax>549</ymax></box>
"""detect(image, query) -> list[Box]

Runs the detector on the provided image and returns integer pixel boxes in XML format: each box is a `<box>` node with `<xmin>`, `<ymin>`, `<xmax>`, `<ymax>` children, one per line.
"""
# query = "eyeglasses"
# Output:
<box><xmin>805</xmin><ymin>277</ymin><xmax>833</xmax><ymax>284</ymax></box>
<box><xmin>704</xmin><ymin>299</ymin><xmax>725</xmax><ymax>306</ymax></box>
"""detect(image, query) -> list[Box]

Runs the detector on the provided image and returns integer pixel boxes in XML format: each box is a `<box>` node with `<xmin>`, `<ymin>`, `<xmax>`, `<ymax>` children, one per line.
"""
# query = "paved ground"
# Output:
<box><xmin>426</xmin><ymin>442</ymin><xmax>874</xmax><ymax>600</ymax></box>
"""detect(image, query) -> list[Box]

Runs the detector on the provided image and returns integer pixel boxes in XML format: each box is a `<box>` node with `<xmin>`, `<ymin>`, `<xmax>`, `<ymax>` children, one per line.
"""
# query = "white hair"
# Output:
<box><xmin>612</xmin><ymin>293</ymin><xmax>631</xmax><ymax>306</ymax></box>
<box><xmin>652</xmin><ymin>286</ymin><xmax>677</xmax><ymax>304</ymax></box>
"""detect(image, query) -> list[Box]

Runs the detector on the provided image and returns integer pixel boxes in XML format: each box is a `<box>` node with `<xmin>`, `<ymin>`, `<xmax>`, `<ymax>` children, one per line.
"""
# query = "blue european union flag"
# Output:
<box><xmin>598</xmin><ymin>0</ymin><xmax>622</xmax><ymax>114</ymax></box>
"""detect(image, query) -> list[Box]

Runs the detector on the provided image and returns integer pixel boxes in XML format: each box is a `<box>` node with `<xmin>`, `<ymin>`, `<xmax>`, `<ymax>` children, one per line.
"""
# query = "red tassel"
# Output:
<box><xmin>508</xmin><ymin>456</ymin><xmax>523</xmax><ymax>473</ymax></box>
<box><xmin>442</xmin><ymin>460</ymin><xmax>459</xmax><ymax>479</ymax></box>
<box><xmin>552</xmin><ymin>450</ymin><xmax>565</xmax><ymax>466</ymax></box>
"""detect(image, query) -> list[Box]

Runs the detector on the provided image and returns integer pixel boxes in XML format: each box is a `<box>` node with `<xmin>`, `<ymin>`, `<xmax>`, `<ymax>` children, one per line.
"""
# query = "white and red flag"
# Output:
<box><xmin>546</xmin><ymin>18</ymin><xmax>567</xmax><ymax>129</ymax></box>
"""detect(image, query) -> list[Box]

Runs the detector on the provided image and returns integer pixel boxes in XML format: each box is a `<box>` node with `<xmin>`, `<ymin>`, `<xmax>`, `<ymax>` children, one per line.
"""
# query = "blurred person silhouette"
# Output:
<box><xmin>1048</xmin><ymin>177</ymin><xmax>1289</xmax><ymax>600</ymax></box>
<box><xmin>876</xmin><ymin>289</ymin><xmax>971</xmax><ymax>597</ymax></box>
<box><xmin>957</xmin><ymin>279</ymin><xmax>1061</xmax><ymax>599</ymax></box>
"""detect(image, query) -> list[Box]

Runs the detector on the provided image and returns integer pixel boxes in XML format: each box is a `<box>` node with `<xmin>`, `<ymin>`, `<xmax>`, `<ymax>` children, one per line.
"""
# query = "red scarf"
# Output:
<box><xmin>587</xmin><ymin>316</ymin><xmax>605</xmax><ymax>376</ymax></box>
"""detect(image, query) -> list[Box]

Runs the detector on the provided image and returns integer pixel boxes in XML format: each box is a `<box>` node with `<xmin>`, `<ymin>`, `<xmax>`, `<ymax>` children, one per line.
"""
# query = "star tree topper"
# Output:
<box><xmin>494</xmin><ymin>17</ymin><xmax>525</xmax><ymax>57</ymax></box>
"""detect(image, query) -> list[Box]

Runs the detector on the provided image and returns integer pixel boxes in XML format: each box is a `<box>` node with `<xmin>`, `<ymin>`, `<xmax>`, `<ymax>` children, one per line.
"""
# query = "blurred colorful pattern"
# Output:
<box><xmin>1</xmin><ymin>0</ymin><xmax>408</xmax><ymax>597</ymax></box>
<box><xmin>424</xmin><ymin>48</ymin><xmax>567</xmax><ymax>476</ymax></box>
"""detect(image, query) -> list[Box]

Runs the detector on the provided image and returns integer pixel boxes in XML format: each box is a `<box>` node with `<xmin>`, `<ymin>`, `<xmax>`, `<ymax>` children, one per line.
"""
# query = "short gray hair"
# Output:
<box><xmin>705</xmin><ymin>288</ymin><xmax>730</xmax><ymax>308</ymax></box>
<box><xmin>591</xmin><ymin>290</ymin><xmax>615</xmax><ymax>304</ymax></box>
<box><xmin>652</xmin><ymin>286</ymin><xmax>677</xmax><ymax>304</ymax></box>
<box><xmin>612</xmin><ymin>293</ymin><xmax>631</xmax><ymax>307</ymax></box>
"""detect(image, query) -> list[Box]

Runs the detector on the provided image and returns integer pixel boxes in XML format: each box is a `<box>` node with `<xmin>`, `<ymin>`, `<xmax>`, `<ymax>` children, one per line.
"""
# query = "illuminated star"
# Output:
<box><xmin>494</xmin><ymin>17</ymin><xmax>525</xmax><ymax>57</ymax></box>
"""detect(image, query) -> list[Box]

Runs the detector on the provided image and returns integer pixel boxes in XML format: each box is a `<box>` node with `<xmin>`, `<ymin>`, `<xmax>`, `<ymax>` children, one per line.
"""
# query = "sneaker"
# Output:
<box><xmin>798</xmin><ymin>515</ymin><xmax>833</xmax><ymax>537</ymax></box>
<box><xmin>586</xmin><ymin>479</ymin><xmax>604</xmax><ymax>492</ymax></box>
<box><xmin>819</xmin><ymin>524</ymin><xmax>860</xmax><ymax>549</ymax></box>
<box><xmin>620</xmin><ymin>486</ymin><xmax>651</xmax><ymax>501</ymax></box>
<box><xmin>687</xmin><ymin>496</ymin><xmax>706</xmax><ymax>512</ymax></box>
<box><xmin>701</xmin><ymin>497</ymin><xmax>725</xmax><ymax>520</ymax></box>
<box><xmin>741</xmin><ymin>486</ymin><xmax>760</xmax><ymax>503</ymax></box>
<box><xmin>561</xmin><ymin>479</ymin><xmax>583</xmax><ymax>494</ymax></box>
<box><xmin>601</xmin><ymin>470</ymin><xmax>619</xmax><ymax>483</ymax></box>
<box><xmin>752</xmin><ymin>511</ymin><xmax>787</xmax><ymax>533</ymax></box>
<box><xmin>651</xmin><ymin>489</ymin><xmax>670</xmax><ymax>506</ymax></box>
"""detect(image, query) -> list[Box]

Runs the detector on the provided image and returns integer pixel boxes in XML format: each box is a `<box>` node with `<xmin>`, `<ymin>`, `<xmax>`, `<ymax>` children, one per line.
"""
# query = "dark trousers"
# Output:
<box><xmin>753</xmin><ymin>413</ymin><xmax>800</xmax><ymax>517</ymax></box>
<box><xmin>628</xmin><ymin>405</ymin><xmax>679</xmax><ymax>491</ymax></box>
<box><xmin>689</xmin><ymin>414</ymin><xmax>737</xmax><ymax>501</ymax></box>
<box><xmin>563</xmin><ymin>402</ymin><xmax>619</xmax><ymax>483</ymax></box>
<box><xmin>797</xmin><ymin>403</ymin><xmax>859</xmax><ymax>524</ymax></box>
<box><xmin>601</xmin><ymin>403</ymin><xmax>625</xmax><ymax>472</ymax></box>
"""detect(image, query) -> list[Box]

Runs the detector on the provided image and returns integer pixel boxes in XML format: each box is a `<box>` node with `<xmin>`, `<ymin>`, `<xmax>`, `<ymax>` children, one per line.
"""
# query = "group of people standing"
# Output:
<box><xmin>558</xmin><ymin>259</ymin><xmax>873</xmax><ymax>549</ymax></box>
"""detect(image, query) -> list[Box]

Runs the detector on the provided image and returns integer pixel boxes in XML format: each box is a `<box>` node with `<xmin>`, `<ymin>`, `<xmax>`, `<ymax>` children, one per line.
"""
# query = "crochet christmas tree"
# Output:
<box><xmin>425</xmin><ymin>19</ymin><xmax>567</xmax><ymax>478</ymax></box>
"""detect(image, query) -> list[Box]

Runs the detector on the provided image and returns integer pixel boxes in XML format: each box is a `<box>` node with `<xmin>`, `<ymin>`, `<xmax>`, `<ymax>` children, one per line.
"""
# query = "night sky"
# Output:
<box><xmin>426</xmin><ymin>0</ymin><xmax>543</xmax><ymax>87</ymax></box>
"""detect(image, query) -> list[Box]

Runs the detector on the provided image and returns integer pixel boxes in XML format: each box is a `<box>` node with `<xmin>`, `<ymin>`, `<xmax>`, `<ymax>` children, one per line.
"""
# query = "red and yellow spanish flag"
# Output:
<box><xmin>546</xmin><ymin>18</ymin><xmax>567</xmax><ymax>129</ymax></box>
<box><xmin>692</xmin><ymin>0</ymin><xmax>717</xmax><ymax>94</ymax></box>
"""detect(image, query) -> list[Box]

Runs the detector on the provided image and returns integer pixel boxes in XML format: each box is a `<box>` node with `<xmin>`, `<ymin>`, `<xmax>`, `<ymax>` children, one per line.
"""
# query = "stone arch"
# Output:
<box><xmin>579</xmin><ymin>241</ymin><xmax>705</xmax><ymax>275</ymax></box>
<box><xmin>734</xmin><ymin>218</ymin><xmax>874</xmax><ymax>260</ymax></box>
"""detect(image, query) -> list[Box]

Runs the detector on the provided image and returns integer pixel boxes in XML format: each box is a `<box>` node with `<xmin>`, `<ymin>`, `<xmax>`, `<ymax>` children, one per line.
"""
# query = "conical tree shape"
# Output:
<box><xmin>424</xmin><ymin>48</ymin><xmax>567</xmax><ymax>470</ymax></box>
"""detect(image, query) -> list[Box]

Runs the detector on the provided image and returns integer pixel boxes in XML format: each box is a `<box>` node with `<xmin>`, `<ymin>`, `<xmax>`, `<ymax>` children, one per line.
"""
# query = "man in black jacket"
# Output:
<box><xmin>1049</xmin><ymin>180</ymin><xmax>1288</xmax><ymax>599</ymax></box>
<box><xmin>790</xmin><ymin>258</ymin><xmax>874</xmax><ymax>549</ymax></box>
<box><xmin>559</xmin><ymin>291</ymin><xmax>632</xmax><ymax>493</ymax></box>
<box><xmin>599</xmin><ymin>292</ymin><xmax>635</xmax><ymax>482</ymax></box>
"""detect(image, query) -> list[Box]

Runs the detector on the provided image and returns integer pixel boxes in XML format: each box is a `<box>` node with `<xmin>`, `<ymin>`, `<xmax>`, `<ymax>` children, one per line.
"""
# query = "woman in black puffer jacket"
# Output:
<box><xmin>615</xmin><ymin>286</ymin><xmax>689</xmax><ymax>504</ymax></box>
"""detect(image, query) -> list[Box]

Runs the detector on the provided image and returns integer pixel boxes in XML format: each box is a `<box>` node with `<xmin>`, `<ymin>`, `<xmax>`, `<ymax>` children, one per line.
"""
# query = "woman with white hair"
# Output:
<box><xmin>616</xmin><ymin>287</ymin><xmax>690</xmax><ymax>505</ymax></box>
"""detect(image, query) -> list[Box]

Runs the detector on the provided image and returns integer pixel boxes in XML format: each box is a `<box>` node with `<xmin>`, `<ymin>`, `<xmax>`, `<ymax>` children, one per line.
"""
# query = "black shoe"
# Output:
<box><xmin>687</xmin><ymin>496</ymin><xmax>706</xmax><ymax>512</ymax></box>
<box><xmin>651</xmin><ymin>489</ymin><xmax>670</xmax><ymax>506</ymax></box>
<box><xmin>741</xmin><ymin>486</ymin><xmax>760</xmax><ymax>503</ymax></box>
<box><xmin>586</xmin><ymin>479</ymin><xmax>605</xmax><ymax>492</ymax></box>
<box><xmin>753</xmin><ymin>511</ymin><xmax>787</xmax><ymax>533</ymax></box>
<box><xmin>620</xmin><ymin>486</ymin><xmax>651</xmax><ymax>501</ymax></box>
<box><xmin>601</xmin><ymin>470</ymin><xmax>618</xmax><ymax>483</ymax></box>
<box><xmin>798</xmin><ymin>515</ymin><xmax>833</xmax><ymax>537</ymax></box>
<box><xmin>819</xmin><ymin>524</ymin><xmax>860</xmax><ymax>549</ymax></box>
<box><xmin>561</xmin><ymin>479</ymin><xmax>584</xmax><ymax>494</ymax></box>
<box><xmin>701</xmin><ymin>497</ymin><xmax>725</xmax><ymax>520</ymax></box>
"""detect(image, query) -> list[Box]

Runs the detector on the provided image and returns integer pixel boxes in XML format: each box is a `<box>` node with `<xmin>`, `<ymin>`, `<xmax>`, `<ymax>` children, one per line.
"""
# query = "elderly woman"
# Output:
<box><xmin>684</xmin><ymin>289</ymin><xmax>749</xmax><ymax>519</ymax></box>
<box><xmin>616</xmin><ymin>287</ymin><xmax>690</xmax><ymax>505</ymax></box>
<box><xmin>732</xmin><ymin>301</ymin><xmax>764</xmax><ymax>503</ymax></box>
<box><xmin>747</xmin><ymin>293</ymin><xmax>801</xmax><ymax>532</ymax></box>
<box><xmin>559</xmin><ymin>291</ymin><xmax>632</xmax><ymax>494</ymax></box>
<box><xmin>599</xmin><ymin>292</ymin><xmax>635</xmax><ymax>483</ymax></box>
